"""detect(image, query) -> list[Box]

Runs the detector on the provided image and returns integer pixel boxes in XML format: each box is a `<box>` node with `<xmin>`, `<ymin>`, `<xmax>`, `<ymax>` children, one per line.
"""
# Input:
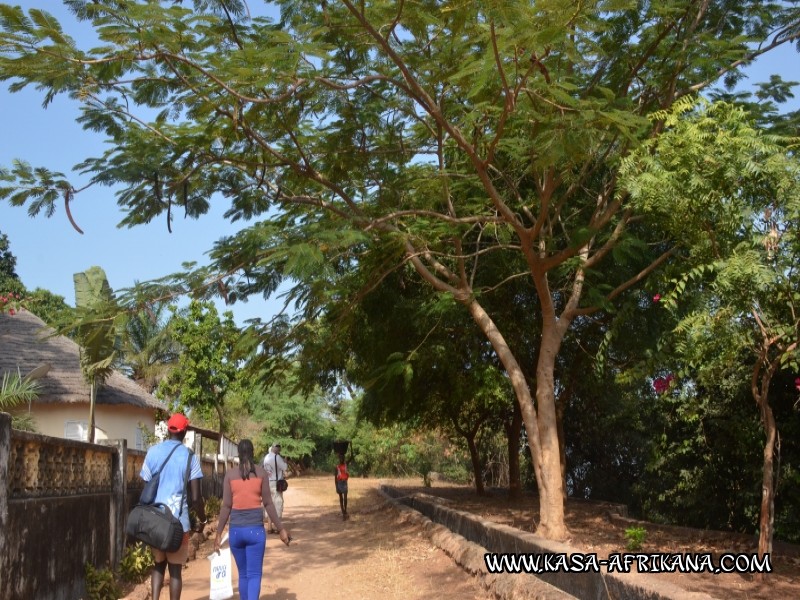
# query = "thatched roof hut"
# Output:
<box><xmin>0</xmin><ymin>309</ymin><xmax>165</xmax><ymax>411</ymax></box>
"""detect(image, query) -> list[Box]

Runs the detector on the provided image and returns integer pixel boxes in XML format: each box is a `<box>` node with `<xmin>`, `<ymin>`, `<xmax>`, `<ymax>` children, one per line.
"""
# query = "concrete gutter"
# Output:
<box><xmin>380</xmin><ymin>486</ymin><xmax>719</xmax><ymax>600</ymax></box>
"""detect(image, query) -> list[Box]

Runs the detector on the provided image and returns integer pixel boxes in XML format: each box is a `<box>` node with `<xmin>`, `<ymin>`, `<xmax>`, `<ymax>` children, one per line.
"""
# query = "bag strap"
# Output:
<box><xmin>178</xmin><ymin>448</ymin><xmax>194</xmax><ymax>516</ymax></box>
<box><xmin>153</xmin><ymin>442</ymin><xmax>182</xmax><ymax>479</ymax></box>
<box><xmin>274</xmin><ymin>453</ymin><xmax>281</xmax><ymax>482</ymax></box>
<box><xmin>178</xmin><ymin>449</ymin><xmax>193</xmax><ymax>517</ymax></box>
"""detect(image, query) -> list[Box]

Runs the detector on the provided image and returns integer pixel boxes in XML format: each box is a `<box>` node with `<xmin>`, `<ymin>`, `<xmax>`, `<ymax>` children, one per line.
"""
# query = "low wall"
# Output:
<box><xmin>0</xmin><ymin>413</ymin><xmax>227</xmax><ymax>600</ymax></box>
<box><xmin>381</xmin><ymin>485</ymin><xmax>718</xmax><ymax>600</ymax></box>
<box><xmin>7</xmin><ymin>495</ymin><xmax>113</xmax><ymax>599</ymax></box>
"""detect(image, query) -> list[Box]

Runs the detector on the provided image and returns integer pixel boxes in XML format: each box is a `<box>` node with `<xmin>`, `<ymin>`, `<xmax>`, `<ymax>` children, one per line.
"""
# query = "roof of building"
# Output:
<box><xmin>0</xmin><ymin>309</ymin><xmax>166</xmax><ymax>411</ymax></box>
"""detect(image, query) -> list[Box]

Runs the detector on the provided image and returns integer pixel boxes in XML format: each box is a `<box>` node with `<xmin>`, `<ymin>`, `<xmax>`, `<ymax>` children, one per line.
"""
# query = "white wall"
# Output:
<box><xmin>30</xmin><ymin>403</ymin><xmax>157</xmax><ymax>450</ymax></box>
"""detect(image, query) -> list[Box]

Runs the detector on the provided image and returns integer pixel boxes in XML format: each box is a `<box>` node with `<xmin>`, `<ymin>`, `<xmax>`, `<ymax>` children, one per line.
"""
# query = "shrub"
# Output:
<box><xmin>624</xmin><ymin>526</ymin><xmax>647</xmax><ymax>551</ymax></box>
<box><xmin>84</xmin><ymin>563</ymin><xmax>121</xmax><ymax>600</ymax></box>
<box><xmin>119</xmin><ymin>541</ymin><xmax>153</xmax><ymax>583</ymax></box>
<box><xmin>205</xmin><ymin>495</ymin><xmax>222</xmax><ymax>519</ymax></box>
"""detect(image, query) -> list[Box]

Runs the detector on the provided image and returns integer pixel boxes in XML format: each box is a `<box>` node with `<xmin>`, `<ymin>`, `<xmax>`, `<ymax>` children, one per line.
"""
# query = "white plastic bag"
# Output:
<box><xmin>208</xmin><ymin>542</ymin><xmax>234</xmax><ymax>600</ymax></box>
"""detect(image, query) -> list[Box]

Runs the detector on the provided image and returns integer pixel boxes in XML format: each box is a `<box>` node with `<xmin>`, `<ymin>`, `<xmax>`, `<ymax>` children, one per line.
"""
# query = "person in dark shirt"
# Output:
<box><xmin>335</xmin><ymin>453</ymin><xmax>349</xmax><ymax>521</ymax></box>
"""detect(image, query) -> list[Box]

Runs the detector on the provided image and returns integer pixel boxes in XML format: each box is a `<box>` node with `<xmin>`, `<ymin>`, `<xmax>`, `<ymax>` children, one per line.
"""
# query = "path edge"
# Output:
<box><xmin>378</xmin><ymin>485</ymin><xmax>720</xmax><ymax>600</ymax></box>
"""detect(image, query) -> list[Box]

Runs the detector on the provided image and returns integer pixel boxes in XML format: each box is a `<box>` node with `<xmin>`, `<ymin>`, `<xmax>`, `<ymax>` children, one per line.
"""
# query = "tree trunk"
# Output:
<box><xmin>453</xmin><ymin>416</ymin><xmax>487</xmax><ymax>496</ymax></box>
<box><xmin>757</xmin><ymin>394</ymin><xmax>779</xmax><ymax>562</ymax></box>
<box><xmin>555</xmin><ymin>367</ymin><xmax>578</xmax><ymax>498</ymax></box>
<box><xmin>88</xmin><ymin>378</ymin><xmax>96</xmax><ymax>444</ymax></box>
<box><xmin>556</xmin><ymin>393</ymin><xmax>568</xmax><ymax>499</ymax></box>
<box><xmin>504</xmin><ymin>401</ymin><xmax>523</xmax><ymax>499</ymax></box>
<box><xmin>466</xmin><ymin>432</ymin><xmax>485</xmax><ymax>496</ymax></box>
<box><xmin>534</xmin><ymin>322</ymin><xmax>569</xmax><ymax>539</ymax></box>
<box><xmin>466</xmin><ymin>299</ymin><xmax>567</xmax><ymax>539</ymax></box>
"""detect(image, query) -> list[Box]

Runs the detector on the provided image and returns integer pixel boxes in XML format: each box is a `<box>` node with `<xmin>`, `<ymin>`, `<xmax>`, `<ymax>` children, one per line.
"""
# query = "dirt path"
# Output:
<box><xmin>151</xmin><ymin>476</ymin><xmax>493</xmax><ymax>600</ymax></box>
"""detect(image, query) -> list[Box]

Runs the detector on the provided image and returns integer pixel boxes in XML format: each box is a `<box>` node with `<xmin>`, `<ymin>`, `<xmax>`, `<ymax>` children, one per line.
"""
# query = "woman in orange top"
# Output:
<box><xmin>335</xmin><ymin>452</ymin><xmax>349</xmax><ymax>521</ymax></box>
<box><xmin>215</xmin><ymin>439</ymin><xmax>291</xmax><ymax>600</ymax></box>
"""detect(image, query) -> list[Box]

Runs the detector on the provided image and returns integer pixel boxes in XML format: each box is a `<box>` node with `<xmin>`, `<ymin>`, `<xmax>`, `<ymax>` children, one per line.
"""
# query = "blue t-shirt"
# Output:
<box><xmin>140</xmin><ymin>440</ymin><xmax>204</xmax><ymax>532</ymax></box>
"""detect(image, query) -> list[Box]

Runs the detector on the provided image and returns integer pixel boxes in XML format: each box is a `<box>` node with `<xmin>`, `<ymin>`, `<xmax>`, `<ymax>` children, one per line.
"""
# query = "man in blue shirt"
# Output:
<box><xmin>140</xmin><ymin>413</ymin><xmax>207</xmax><ymax>600</ymax></box>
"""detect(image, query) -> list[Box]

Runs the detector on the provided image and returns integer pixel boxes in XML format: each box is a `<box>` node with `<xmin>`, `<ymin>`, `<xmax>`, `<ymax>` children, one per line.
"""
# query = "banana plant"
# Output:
<box><xmin>73</xmin><ymin>266</ymin><xmax>118</xmax><ymax>443</ymax></box>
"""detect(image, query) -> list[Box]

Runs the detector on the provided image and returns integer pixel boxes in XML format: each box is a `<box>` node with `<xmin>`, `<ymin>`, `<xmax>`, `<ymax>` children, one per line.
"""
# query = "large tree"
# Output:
<box><xmin>158</xmin><ymin>300</ymin><xmax>239</xmax><ymax>440</ymax></box>
<box><xmin>306</xmin><ymin>260</ymin><xmax>521</xmax><ymax>496</ymax></box>
<box><xmin>0</xmin><ymin>230</ymin><xmax>73</xmax><ymax>325</ymax></box>
<box><xmin>0</xmin><ymin>230</ymin><xmax>24</xmax><ymax>296</ymax></box>
<box><xmin>621</xmin><ymin>99</ymin><xmax>800</xmax><ymax>558</ymax></box>
<box><xmin>1</xmin><ymin>0</ymin><xmax>798</xmax><ymax>538</ymax></box>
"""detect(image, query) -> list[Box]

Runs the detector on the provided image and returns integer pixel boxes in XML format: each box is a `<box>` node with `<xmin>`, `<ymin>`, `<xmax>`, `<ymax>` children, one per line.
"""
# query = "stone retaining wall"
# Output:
<box><xmin>381</xmin><ymin>485</ymin><xmax>719</xmax><ymax>600</ymax></box>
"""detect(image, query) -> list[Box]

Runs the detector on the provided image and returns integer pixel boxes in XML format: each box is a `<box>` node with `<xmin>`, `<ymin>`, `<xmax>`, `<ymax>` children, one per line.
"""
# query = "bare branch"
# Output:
<box><xmin>566</xmin><ymin>247</ymin><xmax>678</xmax><ymax>318</ymax></box>
<box><xmin>684</xmin><ymin>31</ymin><xmax>800</xmax><ymax>96</ymax></box>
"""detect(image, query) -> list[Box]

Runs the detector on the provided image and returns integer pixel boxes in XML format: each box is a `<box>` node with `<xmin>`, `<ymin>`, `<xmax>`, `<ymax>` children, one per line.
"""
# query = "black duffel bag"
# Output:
<box><xmin>127</xmin><ymin>446</ymin><xmax>192</xmax><ymax>553</ymax></box>
<box><xmin>126</xmin><ymin>503</ymin><xmax>184</xmax><ymax>552</ymax></box>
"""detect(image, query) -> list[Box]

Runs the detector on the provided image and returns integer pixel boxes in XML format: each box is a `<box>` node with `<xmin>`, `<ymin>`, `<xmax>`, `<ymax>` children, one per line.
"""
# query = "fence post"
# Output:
<box><xmin>110</xmin><ymin>439</ymin><xmax>127</xmax><ymax>568</ymax></box>
<box><xmin>0</xmin><ymin>413</ymin><xmax>10</xmax><ymax>588</ymax></box>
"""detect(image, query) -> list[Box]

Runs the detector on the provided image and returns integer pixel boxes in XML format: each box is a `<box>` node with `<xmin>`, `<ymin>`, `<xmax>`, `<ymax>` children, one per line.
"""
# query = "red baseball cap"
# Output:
<box><xmin>167</xmin><ymin>413</ymin><xmax>189</xmax><ymax>433</ymax></box>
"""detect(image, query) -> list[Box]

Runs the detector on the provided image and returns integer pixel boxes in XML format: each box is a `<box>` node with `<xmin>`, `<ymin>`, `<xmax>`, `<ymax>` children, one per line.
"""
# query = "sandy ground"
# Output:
<box><xmin>140</xmin><ymin>476</ymin><xmax>494</xmax><ymax>600</ymax></box>
<box><xmin>382</xmin><ymin>480</ymin><xmax>800</xmax><ymax>600</ymax></box>
<box><xmin>126</xmin><ymin>475</ymin><xmax>800</xmax><ymax>600</ymax></box>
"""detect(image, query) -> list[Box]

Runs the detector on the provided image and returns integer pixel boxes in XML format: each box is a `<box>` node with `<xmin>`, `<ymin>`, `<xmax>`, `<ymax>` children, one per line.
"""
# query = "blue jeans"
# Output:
<box><xmin>229</xmin><ymin>525</ymin><xmax>266</xmax><ymax>600</ymax></box>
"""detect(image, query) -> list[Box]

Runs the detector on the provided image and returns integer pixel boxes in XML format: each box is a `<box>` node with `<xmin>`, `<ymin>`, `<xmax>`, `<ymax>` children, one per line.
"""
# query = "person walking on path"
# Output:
<box><xmin>140</xmin><ymin>413</ymin><xmax>207</xmax><ymax>600</ymax></box>
<box><xmin>263</xmin><ymin>442</ymin><xmax>288</xmax><ymax>533</ymax></box>
<box><xmin>215</xmin><ymin>439</ymin><xmax>291</xmax><ymax>600</ymax></box>
<box><xmin>334</xmin><ymin>453</ymin><xmax>349</xmax><ymax>520</ymax></box>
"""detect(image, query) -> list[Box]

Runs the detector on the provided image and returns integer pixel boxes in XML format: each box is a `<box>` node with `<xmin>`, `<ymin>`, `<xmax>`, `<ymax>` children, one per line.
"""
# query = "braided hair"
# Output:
<box><xmin>238</xmin><ymin>439</ymin><xmax>257</xmax><ymax>480</ymax></box>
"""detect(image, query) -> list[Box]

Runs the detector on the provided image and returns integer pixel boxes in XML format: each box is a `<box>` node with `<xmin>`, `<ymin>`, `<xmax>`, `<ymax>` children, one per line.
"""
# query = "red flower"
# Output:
<box><xmin>652</xmin><ymin>294</ymin><xmax>661</xmax><ymax>303</ymax></box>
<box><xmin>653</xmin><ymin>373</ymin><xmax>675</xmax><ymax>394</ymax></box>
<box><xmin>8</xmin><ymin>308</ymin><xmax>15</xmax><ymax>316</ymax></box>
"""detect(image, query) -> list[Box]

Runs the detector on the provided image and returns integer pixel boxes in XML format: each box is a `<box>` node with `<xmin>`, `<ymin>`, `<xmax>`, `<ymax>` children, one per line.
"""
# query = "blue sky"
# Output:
<box><xmin>0</xmin><ymin>1</ymin><xmax>283</xmax><ymax>324</ymax></box>
<box><xmin>1</xmin><ymin>2</ymin><xmax>798</xmax><ymax>325</ymax></box>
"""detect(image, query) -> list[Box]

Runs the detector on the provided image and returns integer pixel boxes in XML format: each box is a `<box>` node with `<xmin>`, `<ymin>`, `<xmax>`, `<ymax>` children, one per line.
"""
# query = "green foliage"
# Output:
<box><xmin>0</xmin><ymin>290</ymin><xmax>23</xmax><ymax>315</ymax></box>
<box><xmin>624</xmin><ymin>526</ymin><xmax>647</xmax><ymax>552</ymax></box>
<box><xmin>634</xmin><ymin>373</ymin><xmax>764</xmax><ymax>533</ymax></box>
<box><xmin>0</xmin><ymin>371</ymin><xmax>39</xmax><ymax>407</ymax></box>
<box><xmin>119</xmin><ymin>301</ymin><xmax>179</xmax><ymax>394</ymax></box>
<box><xmin>621</xmin><ymin>100</ymin><xmax>798</xmax><ymax>264</ymax></box>
<box><xmin>70</xmin><ymin>266</ymin><xmax>119</xmax><ymax>379</ymax></box>
<box><xmin>2</xmin><ymin>0</ymin><xmax>800</xmax><ymax>539</ymax></box>
<box><xmin>400</xmin><ymin>431</ymin><xmax>439</xmax><ymax>487</ymax></box>
<box><xmin>0</xmin><ymin>230</ymin><xmax>17</xmax><ymax>279</ymax></box>
<box><xmin>0</xmin><ymin>229</ymin><xmax>23</xmax><ymax>295</ymax></box>
<box><xmin>0</xmin><ymin>230</ymin><xmax>72</xmax><ymax>324</ymax></box>
<box><xmin>136</xmin><ymin>422</ymin><xmax>158</xmax><ymax>448</ymax></box>
<box><xmin>0</xmin><ymin>372</ymin><xmax>39</xmax><ymax>431</ymax></box>
<box><xmin>205</xmin><ymin>495</ymin><xmax>221</xmax><ymax>519</ymax></box>
<box><xmin>616</xmin><ymin>97</ymin><xmax>800</xmax><ymax>548</ymax></box>
<box><xmin>158</xmin><ymin>300</ymin><xmax>239</xmax><ymax>429</ymax></box>
<box><xmin>333</xmin><ymin>397</ymin><xmax>472</xmax><ymax>482</ymax></box>
<box><xmin>246</xmin><ymin>368</ymin><xmax>332</xmax><ymax>463</ymax></box>
<box><xmin>118</xmin><ymin>541</ymin><xmax>153</xmax><ymax>584</ymax></box>
<box><xmin>22</xmin><ymin>287</ymin><xmax>72</xmax><ymax>327</ymax></box>
<box><xmin>83</xmin><ymin>562</ymin><xmax>120</xmax><ymax>600</ymax></box>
